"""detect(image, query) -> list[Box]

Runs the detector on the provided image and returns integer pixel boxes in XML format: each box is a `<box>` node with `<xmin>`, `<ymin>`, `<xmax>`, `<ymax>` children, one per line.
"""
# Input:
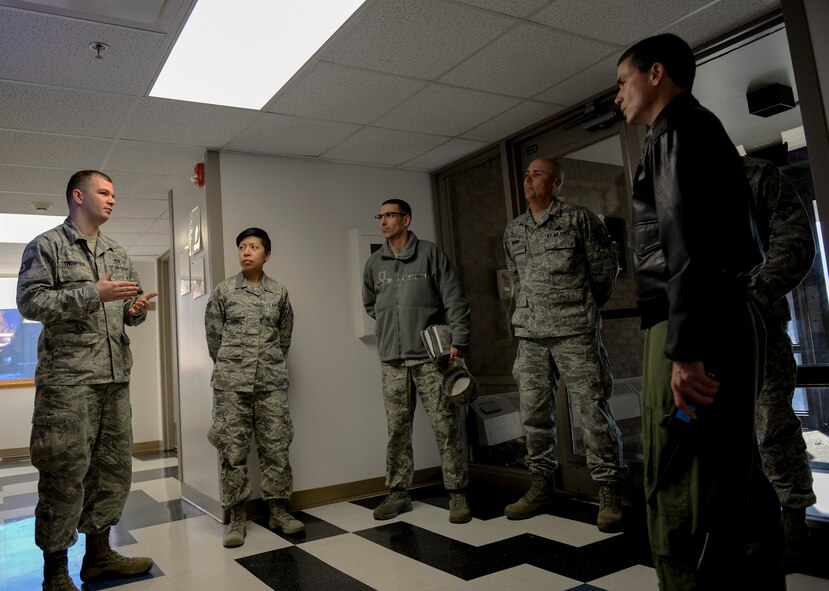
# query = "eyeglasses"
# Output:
<box><xmin>374</xmin><ymin>212</ymin><xmax>408</xmax><ymax>220</ymax></box>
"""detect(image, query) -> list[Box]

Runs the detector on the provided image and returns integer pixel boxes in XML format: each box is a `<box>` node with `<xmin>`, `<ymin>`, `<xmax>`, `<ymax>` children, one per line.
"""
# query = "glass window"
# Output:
<box><xmin>0</xmin><ymin>277</ymin><xmax>42</xmax><ymax>384</ymax></box>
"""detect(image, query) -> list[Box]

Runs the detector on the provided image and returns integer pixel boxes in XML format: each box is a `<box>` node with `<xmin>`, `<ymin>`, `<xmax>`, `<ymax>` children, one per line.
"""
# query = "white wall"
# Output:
<box><xmin>129</xmin><ymin>260</ymin><xmax>163</xmax><ymax>445</ymax></box>
<box><xmin>0</xmin><ymin>262</ymin><xmax>164</xmax><ymax>452</ymax></box>
<box><xmin>216</xmin><ymin>152</ymin><xmax>439</xmax><ymax>492</ymax></box>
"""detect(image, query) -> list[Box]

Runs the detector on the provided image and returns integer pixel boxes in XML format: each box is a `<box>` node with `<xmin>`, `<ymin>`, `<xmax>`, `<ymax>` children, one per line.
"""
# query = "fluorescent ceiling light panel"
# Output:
<box><xmin>2</xmin><ymin>214</ymin><xmax>66</xmax><ymax>244</ymax></box>
<box><xmin>150</xmin><ymin>0</ymin><xmax>364</xmax><ymax>109</ymax></box>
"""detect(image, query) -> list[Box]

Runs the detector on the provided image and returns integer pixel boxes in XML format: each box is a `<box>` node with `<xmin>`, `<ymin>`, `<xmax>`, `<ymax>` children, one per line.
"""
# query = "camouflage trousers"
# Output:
<box><xmin>30</xmin><ymin>382</ymin><xmax>133</xmax><ymax>552</ymax></box>
<box><xmin>755</xmin><ymin>316</ymin><xmax>816</xmax><ymax>509</ymax></box>
<box><xmin>381</xmin><ymin>361</ymin><xmax>469</xmax><ymax>491</ymax></box>
<box><xmin>208</xmin><ymin>389</ymin><xmax>294</xmax><ymax>508</ymax></box>
<box><xmin>513</xmin><ymin>333</ymin><xmax>626</xmax><ymax>483</ymax></box>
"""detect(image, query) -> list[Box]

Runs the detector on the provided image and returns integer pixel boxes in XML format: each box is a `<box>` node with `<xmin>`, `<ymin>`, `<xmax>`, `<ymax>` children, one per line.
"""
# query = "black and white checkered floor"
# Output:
<box><xmin>3</xmin><ymin>452</ymin><xmax>829</xmax><ymax>590</ymax></box>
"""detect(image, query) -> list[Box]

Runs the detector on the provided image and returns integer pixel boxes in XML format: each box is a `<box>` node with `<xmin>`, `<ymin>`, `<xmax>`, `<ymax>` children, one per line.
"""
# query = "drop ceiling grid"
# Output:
<box><xmin>532</xmin><ymin>0</ymin><xmax>715</xmax><ymax>46</ymax></box>
<box><xmin>0</xmin><ymin>130</ymin><xmax>113</xmax><ymax>169</ymax></box>
<box><xmin>104</xmin><ymin>140</ymin><xmax>204</xmax><ymax>177</ymax></box>
<box><xmin>374</xmin><ymin>84</ymin><xmax>522</xmax><ymax>137</ymax></box>
<box><xmin>438</xmin><ymin>22</ymin><xmax>617</xmax><ymax>97</ymax></box>
<box><xmin>119</xmin><ymin>98</ymin><xmax>260</xmax><ymax>148</ymax></box>
<box><xmin>656</xmin><ymin>0</ymin><xmax>781</xmax><ymax>50</ymax></box>
<box><xmin>0</xmin><ymin>164</ymin><xmax>77</xmax><ymax>195</ymax></box>
<box><xmin>0</xmin><ymin>81</ymin><xmax>136</xmax><ymax>139</ymax></box>
<box><xmin>263</xmin><ymin>62</ymin><xmax>428</xmax><ymax>126</ymax></box>
<box><xmin>402</xmin><ymin>137</ymin><xmax>490</xmax><ymax>170</ymax></box>
<box><xmin>0</xmin><ymin>6</ymin><xmax>167</xmax><ymax>94</ymax></box>
<box><xmin>461</xmin><ymin>100</ymin><xmax>564</xmax><ymax>143</ymax></box>
<box><xmin>319</xmin><ymin>0</ymin><xmax>517</xmax><ymax>80</ymax></box>
<box><xmin>322</xmin><ymin>126</ymin><xmax>449</xmax><ymax>166</ymax></box>
<box><xmin>226</xmin><ymin>113</ymin><xmax>362</xmax><ymax>158</ymax></box>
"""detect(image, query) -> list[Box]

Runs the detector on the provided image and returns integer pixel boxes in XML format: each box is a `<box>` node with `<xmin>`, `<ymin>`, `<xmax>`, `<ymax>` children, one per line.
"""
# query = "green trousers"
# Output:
<box><xmin>642</xmin><ymin>303</ymin><xmax>784</xmax><ymax>590</ymax></box>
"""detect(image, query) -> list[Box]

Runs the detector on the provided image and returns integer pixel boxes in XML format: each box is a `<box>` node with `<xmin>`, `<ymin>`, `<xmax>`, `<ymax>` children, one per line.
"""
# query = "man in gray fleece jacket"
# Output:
<box><xmin>362</xmin><ymin>198</ymin><xmax>472</xmax><ymax>524</ymax></box>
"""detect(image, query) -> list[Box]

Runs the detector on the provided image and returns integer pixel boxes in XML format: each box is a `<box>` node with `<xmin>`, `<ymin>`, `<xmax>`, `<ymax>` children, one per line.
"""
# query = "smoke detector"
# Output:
<box><xmin>32</xmin><ymin>201</ymin><xmax>53</xmax><ymax>212</ymax></box>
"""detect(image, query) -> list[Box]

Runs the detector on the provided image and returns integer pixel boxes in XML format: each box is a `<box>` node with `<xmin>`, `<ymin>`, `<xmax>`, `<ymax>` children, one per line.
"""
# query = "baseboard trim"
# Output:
<box><xmin>0</xmin><ymin>447</ymin><xmax>29</xmax><ymax>460</ymax></box>
<box><xmin>1</xmin><ymin>440</ymin><xmax>164</xmax><ymax>461</ymax></box>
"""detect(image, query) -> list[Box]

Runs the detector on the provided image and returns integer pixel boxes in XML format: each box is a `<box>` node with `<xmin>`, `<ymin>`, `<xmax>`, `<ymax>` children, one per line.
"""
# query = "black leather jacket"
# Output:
<box><xmin>630</xmin><ymin>92</ymin><xmax>764</xmax><ymax>361</ymax></box>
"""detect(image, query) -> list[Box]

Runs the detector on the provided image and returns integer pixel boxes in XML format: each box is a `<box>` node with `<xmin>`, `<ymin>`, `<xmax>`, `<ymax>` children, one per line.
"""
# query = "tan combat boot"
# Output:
<box><xmin>448</xmin><ymin>491</ymin><xmax>471</xmax><ymax>524</ymax></box>
<box><xmin>373</xmin><ymin>489</ymin><xmax>413</xmax><ymax>520</ymax></box>
<box><xmin>268</xmin><ymin>499</ymin><xmax>305</xmax><ymax>534</ymax></box>
<box><xmin>597</xmin><ymin>484</ymin><xmax>623</xmax><ymax>532</ymax></box>
<box><xmin>504</xmin><ymin>473</ymin><xmax>554</xmax><ymax>519</ymax></box>
<box><xmin>223</xmin><ymin>503</ymin><xmax>247</xmax><ymax>547</ymax></box>
<box><xmin>42</xmin><ymin>550</ymin><xmax>80</xmax><ymax>591</ymax></box>
<box><xmin>79</xmin><ymin>528</ymin><xmax>153</xmax><ymax>582</ymax></box>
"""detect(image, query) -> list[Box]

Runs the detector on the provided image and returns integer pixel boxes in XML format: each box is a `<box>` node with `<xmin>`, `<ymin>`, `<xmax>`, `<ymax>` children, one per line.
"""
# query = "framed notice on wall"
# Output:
<box><xmin>349</xmin><ymin>228</ymin><xmax>384</xmax><ymax>339</ymax></box>
<box><xmin>190</xmin><ymin>252</ymin><xmax>205</xmax><ymax>299</ymax></box>
<box><xmin>179</xmin><ymin>248</ymin><xmax>191</xmax><ymax>296</ymax></box>
<box><xmin>189</xmin><ymin>205</ymin><xmax>202</xmax><ymax>255</ymax></box>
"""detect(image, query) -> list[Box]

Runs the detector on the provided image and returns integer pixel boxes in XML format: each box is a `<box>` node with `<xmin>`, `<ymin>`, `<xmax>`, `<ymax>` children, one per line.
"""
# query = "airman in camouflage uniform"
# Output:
<box><xmin>503</xmin><ymin>158</ymin><xmax>627</xmax><ymax>532</ymax></box>
<box><xmin>205</xmin><ymin>227</ymin><xmax>304</xmax><ymax>547</ymax></box>
<box><xmin>744</xmin><ymin>156</ymin><xmax>817</xmax><ymax>564</ymax></box>
<box><xmin>17</xmin><ymin>170</ymin><xmax>156</xmax><ymax>591</ymax></box>
<box><xmin>362</xmin><ymin>199</ymin><xmax>473</xmax><ymax>524</ymax></box>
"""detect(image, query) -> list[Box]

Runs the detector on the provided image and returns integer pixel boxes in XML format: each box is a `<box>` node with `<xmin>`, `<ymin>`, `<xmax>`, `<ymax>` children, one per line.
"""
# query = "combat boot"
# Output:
<box><xmin>268</xmin><ymin>499</ymin><xmax>305</xmax><ymax>534</ymax></box>
<box><xmin>373</xmin><ymin>489</ymin><xmax>413</xmax><ymax>520</ymax></box>
<box><xmin>79</xmin><ymin>528</ymin><xmax>153</xmax><ymax>583</ymax></box>
<box><xmin>223</xmin><ymin>503</ymin><xmax>247</xmax><ymax>547</ymax></box>
<box><xmin>504</xmin><ymin>473</ymin><xmax>554</xmax><ymax>519</ymax></box>
<box><xmin>596</xmin><ymin>484</ymin><xmax>623</xmax><ymax>532</ymax></box>
<box><xmin>448</xmin><ymin>491</ymin><xmax>471</xmax><ymax>524</ymax></box>
<box><xmin>42</xmin><ymin>550</ymin><xmax>80</xmax><ymax>591</ymax></box>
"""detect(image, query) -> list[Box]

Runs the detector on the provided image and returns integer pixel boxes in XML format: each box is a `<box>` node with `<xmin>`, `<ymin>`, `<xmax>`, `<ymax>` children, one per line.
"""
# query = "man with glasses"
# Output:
<box><xmin>362</xmin><ymin>199</ymin><xmax>472</xmax><ymax>524</ymax></box>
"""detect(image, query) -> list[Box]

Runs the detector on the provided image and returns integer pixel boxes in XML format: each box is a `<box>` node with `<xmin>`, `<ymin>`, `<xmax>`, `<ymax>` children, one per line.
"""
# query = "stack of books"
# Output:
<box><xmin>420</xmin><ymin>324</ymin><xmax>452</xmax><ymax>362</ymax></box>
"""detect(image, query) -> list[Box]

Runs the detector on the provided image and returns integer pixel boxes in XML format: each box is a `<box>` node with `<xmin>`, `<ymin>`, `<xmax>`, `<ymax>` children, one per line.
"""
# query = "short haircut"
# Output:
<box><xmin>381</xmin><ymin>198</ymin><xmax>412</xmax><ymax>217</ymax></box>
<box><xmin>66</xmin><ymin>170</ymin><xmax>113</xmax><ymax>205</ymax></box>
<box><xmin>236</xmin><ymin>227</ymin><xmax>271</xmax><ymax>253</ymax></box>
<box><xmin>618</xmin><ymin>33</ymin><xmax>696</xmax><ymax>91</ymax></box>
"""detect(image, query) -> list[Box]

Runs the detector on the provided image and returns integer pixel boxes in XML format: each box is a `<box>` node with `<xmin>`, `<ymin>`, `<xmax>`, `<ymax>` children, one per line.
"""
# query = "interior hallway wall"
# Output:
<box><xmin>216</xmin><ymin>152</ymin><xmax>440</xmax><ymax>493</ymax></box>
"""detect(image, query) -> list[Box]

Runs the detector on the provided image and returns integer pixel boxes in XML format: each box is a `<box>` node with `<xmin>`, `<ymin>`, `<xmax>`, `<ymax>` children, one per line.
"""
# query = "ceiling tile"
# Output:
<box><xmin>533</xmin><ymin>55</ymin><xmax>620</xmax><ymax>107</ymax></box>
<box><xmin>227</xmin><ymin>113</ymin><xmax>361</xmax><ymax>157</ymax></box>
<box><xmin>133</xmin><ymin>233</ymin><xmax>170</xmax><ymax>247</ymax></box>
<box><xmin>0</xmin><ymin>6</ymin><xmax>166</xmax><ymax>94</ymax></box>
<box><xmin>105</xmin><ymin>232</ymin><xmax>142</xmax><ymax>247</ymax></box>
<box><xmin>0</xmin><ymin>130</ymin><xmax>112</xmax><ymax>168</ymax></box>
<box><xmin>452</xmin><ymin>0</ymin><xmax>551</xmax><ymax>18</ymax></box>
<box><xmin>0</xmin><ymin>164</ymin><xmax>72</xmax><ymax>196</ymax></box>
<box><xmin>120</xmin><ymin>98</ymin><xmax>259</xmax><ymax>147</ymax></box>
<box><xmin>402</xmin><ymin>138</ymin><xmax>490</xmax><ymax>170</ymax></box>
<box><xmin>320</xmin><ymin>0</ymin><xmax>515</xmax><ymax>79</ymax></box>
<box><xmin>103</xmin><ymin>217</ymin><xmax>154</xmax><ymax>233</ymax></box>
<box><xmin>532</xmin><ymin>0</ymin><xmax>712</xmax><ymax>46</ymax></box>
<box><xmin>127</xmin><ymin>245</ymin><xmax>169</xmax><ymax>257</ymax></box>
<box><xmin>440</xmin><ymin>23</ymin><xmax>615</xmax><ymax>97</ymax></box>
<box><xmin>110</xmin><ymin>198</ymin><xmax>168</xmax><ymax>219</ymax></box>
<box><xmin>659</xmin><ymin>0</ymin><xmax>781</xmax><ymax>49</ymax></box>
<box><xmin>106</xmin><ymin>171</ymin><xmax>182</xmax><ymax>201</ymax></box>
<box><xmin>0</xmin><ymin>191</ymin><xmax>67</xmax><ymax>215</ymax></box>
<box><xmin>105</xmin><ymin>140</ymin><xmax>204</xmax><ymax>176</ymax></box>
<box><xmin>463</xmin><ymin>100</ymin><xmax>564</xmax><ymax>142</ymax></box>
<box><xmin>322</xmin><ymin>127</ymin><xmax>448</xmax><ymax>166</ymax></box>
<box><xmin>147</xmin><ymin>218</ymin><xmax>170</xmax><ymax>233</ymax></box>
<box><xmin>265</xmin><ymin>62</ymin><xmax>426</xmax><ymax>124</ymax></box>
<box><xmin>375</xmin><ymin>84</ymin><xmax>520</xmax><ymax>136</ymax></box>
<box><xmin>0</xmin><ymin>81</ymin><xmax>135</xmax><ymax>138</ymax></box>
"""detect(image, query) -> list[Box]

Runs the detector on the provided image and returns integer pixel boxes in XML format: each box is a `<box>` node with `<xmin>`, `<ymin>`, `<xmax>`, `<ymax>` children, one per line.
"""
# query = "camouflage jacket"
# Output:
<box><xmin>205</xmin><ymin>272</ymin><xmax>293</xmax><ymax>392</ymax></box>
<box><xmin>504</xmin><ymin>199</ymin><xmax>617</xmax><ymax>338</ymax></box>
<box><xmin>363</xmin><ymin>232</ymin><xmax>470</xmax><ymax>362</ymax></box>
<box><xmin>16</xmin><ymin>217</ymin><xmax>146</xmax><ymax>386</ymax></box>
<box><xmin>744</xmin><ymin>156</ymin><xmax>815</xmax><ymax>321</ymax></box>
